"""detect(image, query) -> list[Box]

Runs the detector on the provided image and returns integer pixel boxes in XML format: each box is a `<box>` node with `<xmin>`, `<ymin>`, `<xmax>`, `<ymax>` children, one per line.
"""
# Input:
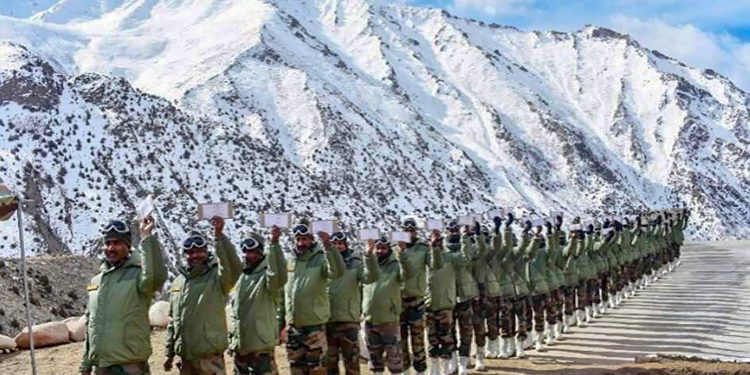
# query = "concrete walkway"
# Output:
<box><xmin>523</xmin><ymin>241</ymin><xmax>750</xmax><ymax>366</ymax></box>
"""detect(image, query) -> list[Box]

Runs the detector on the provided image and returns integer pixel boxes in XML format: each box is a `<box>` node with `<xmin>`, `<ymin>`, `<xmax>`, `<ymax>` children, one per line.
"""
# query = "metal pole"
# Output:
<box><xmin>17</xmin><ymin>205</ymin><xmax>38</xmax><ymax>375</ymax></box>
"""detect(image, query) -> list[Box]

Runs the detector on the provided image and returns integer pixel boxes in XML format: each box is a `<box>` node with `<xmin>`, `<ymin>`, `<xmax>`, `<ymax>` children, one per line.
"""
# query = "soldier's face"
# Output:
<box><xmin>104</xmin><ymin>238</ymin><xmax>129</xmax><ymax>265</ymax></box>
<box><xmin>185</xmin><ymin>247</ymin><xmax>208</xmax><ymax>268</ymax></box>
<box><xmin>244</xmin><ymin>249</ymin><xmax>262</xmax><ymax>265</ymax></box>
<box><xmin>333</xmin><ymin>240</ymin><xmax>347</xmax><ymax>253</ymax></box>
<box><xmin>376</xmin><ymin>244</ymin><xmax>390</xmax><ymax>257</ymax></box>
<box><xmin>296</xmin><ymin>235</ymin><xmax>313</xmax><ymax>252</ymax></box>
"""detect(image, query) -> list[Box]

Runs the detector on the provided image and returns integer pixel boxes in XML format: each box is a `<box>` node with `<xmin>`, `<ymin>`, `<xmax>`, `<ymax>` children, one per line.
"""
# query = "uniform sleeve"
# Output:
<box><xmin>359</xmin><ymin>253</ymin><xmax>380</xmax><ymax>284</ymax></box>
<box><xmin>525</xmin><ymin>236</ymin><xmax>540</xmax><ymax>261</ymax></box>
<box><xmin>430</xmin><ymin>244</ymin><xmax>445</xmax><ymax>270</ymax></box>
<box><xmin>397</xmin><ymin>252</ymin><xmax>416</xmax><ymax>282</ymax></box>
<box><xmin>267</xmin><ymin>243</ymin><xmax>288</xmax><ymax>291</ymax></box>
<box><xmin>215</xmin><ymin>235</ymin><xmax>243</xmax><ymax>294</ymax></box>
<box><xmin>79</xmin><ymin>311</ymin><xmax>92</xmax><ymax>372</ymax></box>
<box><xmin>323</xmin><ymin>245</ymin><xmax>346</xmax><ymax>280</ymax></box>
<box><xmin>137</xmin><ymin>235</ymin><xmax>168</xmax><ymax>295</ymax></box>
<box><xmin>165</xmin><ymin>298</ymin><xmax>176</xmax><ymax>357</ymax></box>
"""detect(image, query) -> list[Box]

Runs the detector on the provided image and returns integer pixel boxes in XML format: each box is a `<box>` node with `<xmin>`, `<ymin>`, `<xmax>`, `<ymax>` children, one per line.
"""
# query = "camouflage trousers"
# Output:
<box><xmin>576</xmin><ymin>280</ymin><xmax>589</xmax><ymax>309</ymax></box>
<box><xmin>426</xmin><ymin>308</ymin><xmax>454</xmax><ymax>359</ymax></box>
<box><xmin>178</xmin><ymin>354</ymin><xmax>226</xmax><ymax>375</ymax></box>
<box><xmin>287</xmin><ymin>324</ymin><xmax>327</xmax><ymax>375</ymax></box>
<box><xmin>600</xmin><ymin>273</ymin><xmax>611</xmax><ymax>302</ymax></box>
<box><xmin>530</xmin><ymin>294</ymin><xmax>547</xmax><ymax>333</ymax></box>
<box><xmin>453</xmin><ymin>300</ymin><xmax>474</xmax><ymax>357</ymax></box>
<box><xmin>365</xmin><ymin>322</ymin><xmax>403</xmax><ymax>373</ymax></box>
<box><xmin>400</xmin><ymin>297</ymin><xmax>427</xmax><ymax>372</ymax></box>
<box><xmin>546</xmin><ymin>289</ymin><xmax>564</xmax><ymax>325</ymax></box>
<box><xmin>563</xmin><ymin>286</ymin><xmax>577</xmax><ymax>317</ymax></box>
<box><xmin>480</xmin><ymin>297</ymin><xmax>500</xmax><ymax>341</ymax></box>
<box><xmin>500</xmin><ymin>296</ymin><xmax>528</xmax><ymax>339</ymax></box>
<box><xmin>234</xmin><ymin>351</ymin><xmax>277</xmax><ymax>375</ymax></box>
<box><xmin>94</xmin><ymin>363</ymin><xmax>150</xmax><ymax>375</ymax></box>
<box><xmin>177</xmin><ymin>354</ymin><xmax>227</xmax><ymax>375</ymax></box>
<box><xmin>325</xmin><ymin>322</ymin><xmax>361</xmax><ymax>375</ymax></box>
<box><xmin>470</xmin><ymin>295</ymin><xmax>491</xmax><ymax>347</ymax></box>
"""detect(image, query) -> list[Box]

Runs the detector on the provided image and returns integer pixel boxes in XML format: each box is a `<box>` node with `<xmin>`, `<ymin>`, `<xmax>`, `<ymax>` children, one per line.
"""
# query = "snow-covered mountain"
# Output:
<box><xmin>1</xmin><ymin>0</ymin><xmax>748</xmax><ymax>260</ymax></box>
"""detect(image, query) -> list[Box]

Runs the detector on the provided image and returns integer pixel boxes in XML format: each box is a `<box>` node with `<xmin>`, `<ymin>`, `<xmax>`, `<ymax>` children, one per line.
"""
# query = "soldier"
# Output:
<box><xmin>504</xmin><ymin>213</ymin><xmax>532</xmax><ymax>358</ymax></box>
<box><xmin>543</xmin><ymin>215</ymin><xmax>566</xmax><ymax>344</ymax></box>
<box><xmin>229</xmin><ymin>227</ymin><xmax>288</xmax><ymax>375</ymax></box>
<box><xmin>326</xmin><ymin>231</ymin><xmax>379</xmax><ymax>375</ymax></box>
<box><xmin>560</xmin><ymin>222</ymin><xmax>581</xmax><ymax>333</ymax></box>
<box><xmin>451</xmin><ymin>222</ymin><xmax>480</xmax><ymax>374</ymax></box>
<box><xmin>283</xmin><ymin>221</ymin><xmax>346</xmax><ymax>375</ymax></box>
<box><xmin>472</xmin><ymin>223</ymin><xmax>502</xmax><ymax>369</ymax></box>
<box><xmin>80</xmin><ymin>216</ymin><xmax>168</xmax><ymax>375</ymax></box>
<box><xmin>424</xmin><ymin>228</ymin><xmax>466</xmax><ymax>374</ymax></box>
<box><xmin>164</xmin><ymin>217</ymin><xmax>243</xmax><ymax>374</ymax></box>
<box><xmin>525</xmin><ymin>220</ymin><xmax>551</xmax><ymax>351</ymax></box>
<box><xmin>363</xmin><ymin>236</ymin><xmax>415</xmax><ymax>375</ymax></box>
<box><xmin>398</xmin><ymin>218</ymin><xmax>430</xmax><ymax>375</ymax></box>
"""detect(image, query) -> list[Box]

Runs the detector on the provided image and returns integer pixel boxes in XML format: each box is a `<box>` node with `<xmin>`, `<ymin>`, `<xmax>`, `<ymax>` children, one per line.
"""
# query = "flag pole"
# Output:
<box><xmin>16</xmin><ymin>202</ymin><xmax>38</xmax><ymax>375</ymax></box>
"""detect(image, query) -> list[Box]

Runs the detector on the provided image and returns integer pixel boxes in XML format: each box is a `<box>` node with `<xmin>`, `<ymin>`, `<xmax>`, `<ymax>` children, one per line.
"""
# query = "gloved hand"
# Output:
<box><xmin>493</xmin><ymin>216</ymin><xmax>503</xmax><ymax>233</ymax></box>
<box><xmin>523</xmin><ymin>220</ymin><xmax>532</xmax><ymax>234</ymax></box>
<box><xmin>506</xmin><ymin>212</ymin><xmax>515</xmax><ymax>226</ymax></box>
<box><xmin>473</xmin><ymin>221</ymin><xmax>481</xmax><ymax>236</ymax></box>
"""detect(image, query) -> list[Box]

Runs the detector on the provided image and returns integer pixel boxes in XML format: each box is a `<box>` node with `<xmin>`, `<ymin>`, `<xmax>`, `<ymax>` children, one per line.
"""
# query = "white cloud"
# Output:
<box><xmin>610</xmin><ymin>16</ymin><xmax>750</xmax><ymax>92</ymax></box>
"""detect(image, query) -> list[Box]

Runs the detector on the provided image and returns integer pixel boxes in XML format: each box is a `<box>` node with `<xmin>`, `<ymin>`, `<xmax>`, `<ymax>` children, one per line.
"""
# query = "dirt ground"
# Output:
<box><xmin>1</xmin><ymin>329</ymin><xmax>749</xmax><ymax>375</ymax></box>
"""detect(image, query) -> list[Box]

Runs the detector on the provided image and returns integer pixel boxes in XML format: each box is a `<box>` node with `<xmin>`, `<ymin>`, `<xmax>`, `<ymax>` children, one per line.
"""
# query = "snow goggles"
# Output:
<box><xmin>331</xmin><ymin>232</ymin><xmax>346</xmax><ymax>241</ymax></box>
<box><xmin>240</xmin><ymin>238</ymin><xmax>261</xmax><ymax>252</ymax></box>
<box><xmin>292</xmin><ymin>224</ymin><xmax>311</xmax><ymax>237</ymax></box>
<box><xmin>401</xmin><ymin>219</ymin><xmax>417</xmax><ymax>231</ymax></box>
<box><xmin>182</xmin><ymin>234</ymin><xmax>207</xmax><ymax>251</ymax></box>
<box><xmin>101</xmin><ymin>220</ymin><xmax>130</xmax><ymax>235</ymax></box>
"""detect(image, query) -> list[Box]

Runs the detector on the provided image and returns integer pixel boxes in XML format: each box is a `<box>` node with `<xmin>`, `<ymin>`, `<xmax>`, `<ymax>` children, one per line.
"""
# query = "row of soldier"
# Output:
<box><xmin>79</xmin><ymin>208</ymin><xmax>689</xmax><ymax>375</ymax></box>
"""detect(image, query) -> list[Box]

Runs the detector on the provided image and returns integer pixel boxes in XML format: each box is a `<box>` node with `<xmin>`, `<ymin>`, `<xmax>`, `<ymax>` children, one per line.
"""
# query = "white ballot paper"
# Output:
<box><xmin>487</xmin><ymin>209</ymin><xmax>505</xmax><ymax>220</ymax></box>
<box><xmin>532</xmin><ymin>218</ymin><xmax>545</xmax><ymax>227</ymax></box>
<box><xmin>425</xmin><ymin>219</ymin><xmax>444</xmax><ymax>231</ymax></box>
<box><xmin>260</xmin><ymin>213</ymin><xmax>292</xmax><ymax>228</ymax></box>
<box><xmin>136</xmin><ymin>195</ymin><xmax>155</xmax><ymax>220</ymax></box>
<box><xmin>198</xmin><ymin>202</ymin><xmax>234</xmax><ymax>220</ymax></box>
<box><xmin>457</xmin><ymin>215</ymin><xmax>474</xmax><ymax>226</ymax></box>
<box><xmin>390</xmin><ymin>231</ymin><xmax>411</xmax><ymax>243</ymax></box>
<box><xmin>312</xmin><ymin>220</ymin><xmax>339</xmax><ymax>234</ymax></box>
<box><xmin>359</xmin><ymin>229</ymin><xmax>380</xmax><ymax>241</ymax></box>
<box><xmin>569</xmin><ymin>224</ymin><xmax>581</xmax><ymax>231</ymax></box>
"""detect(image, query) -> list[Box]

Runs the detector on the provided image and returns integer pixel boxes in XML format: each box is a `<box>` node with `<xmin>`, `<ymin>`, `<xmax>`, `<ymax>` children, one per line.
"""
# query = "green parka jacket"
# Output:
<box><xmin>80</xmin><ymin>235</ymin><xmax>168</xmax><ymax>371</ymax></box>
<box><xmin>165</xmin><ymin>235</ymin><xmax>243</xmax><ymax>360</ymax></box>
<box><xmin>229</xmin><ymin>243</ymin><xmax>287</xmax><ymax>354</ymax></box>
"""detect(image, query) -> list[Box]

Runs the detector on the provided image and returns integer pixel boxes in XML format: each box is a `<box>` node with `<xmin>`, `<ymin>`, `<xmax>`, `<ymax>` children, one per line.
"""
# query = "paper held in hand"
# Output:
<box><xmin>311</xmin><ymin>220</ymin><xmax>339</xmax><ymax>234</ymax></box>
<box><xmin>359</xmin><ymin>229</ymin><xmax>380</xmax><ymax>241</ymax></box>
<box><xmin>198</xmin><ymin>202</ymin><xmax>234</xmax><ymax>220</ymax></box>
<box><xmin>390</xmin><ymin>231</ymin><xmax>411</xmax><ymax>243</ymax></box>
<box><xmin>457</xmin><ymin>215</ymin><xmax>475</xmax><ymax>226</ymax></box>
<box><xmin>260</xmin><ymin>213</ymin><xmax>292</xmax><ymax>228</ymax></box>
<box><xmin>136</xmin><ymin>195</ymin><xmax>155</xmax><ymax>220</ymax></box>
<box><xmin>425</xmin><ymin>219</ymin><xmax>444</xmax><ymax>231</ymax></box>
<box><xmin>487</xmin><ymin>209</ymin><xmax>504</xmax><ymax>220</ymax></box>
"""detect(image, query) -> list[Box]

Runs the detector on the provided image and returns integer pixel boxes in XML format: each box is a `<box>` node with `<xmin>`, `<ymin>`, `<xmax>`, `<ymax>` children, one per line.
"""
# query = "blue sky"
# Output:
<box><xmin>408</xmin><ymin>0</ymin><xmax>750</xmax><ymax>91</ymax></box>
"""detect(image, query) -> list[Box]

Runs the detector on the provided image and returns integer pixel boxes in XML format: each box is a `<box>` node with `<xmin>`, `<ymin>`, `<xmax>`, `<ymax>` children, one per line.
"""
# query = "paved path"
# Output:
<box><xmin>521</xmin><ymin>241</ymin><xmax>750</xmax><ymax>368</ymax></box>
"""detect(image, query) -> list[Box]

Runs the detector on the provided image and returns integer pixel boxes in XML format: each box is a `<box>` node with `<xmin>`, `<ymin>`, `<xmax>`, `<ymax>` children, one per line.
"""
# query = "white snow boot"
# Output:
<box><xmin>447</xmin><ymin>352</ymin><xmax>458</xmax><ymax>374</ymax></box>
<box><xmin>474</xmin><ymin>349</ymin><xmax>486</xmax><ymax>371</ymax></box>
<box><xmin>515</xmin><ymin>337</ymin><xmax>526</xmax><ymax>358</ymax></box>
<box><xmin>499</xmin><ymin>337</ymin><xmax>512</xmax><ymax>359</ymax></box>
<box><xmin>546</xmin><ymin>324</ymin><xmax>557</xmax><ymax>345</ymax></box>
<box><xmin>429</xmin><ymin>358</ymin><xmax>440</xmax><ymax>375</ymax></box>
<box><xmin>441</xmin><ymin>357</ymin><xmax>452</xmax><ymax>375</ymax></box>
<box><xmin>486</xmin><ymin>338</ymin><xmax>500</xmax><ymax>358</ymax></box>
<box><xmin>458</xmin><ymin>356</ymin><xmax>470</xmax><ymax>375</ymax></box>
